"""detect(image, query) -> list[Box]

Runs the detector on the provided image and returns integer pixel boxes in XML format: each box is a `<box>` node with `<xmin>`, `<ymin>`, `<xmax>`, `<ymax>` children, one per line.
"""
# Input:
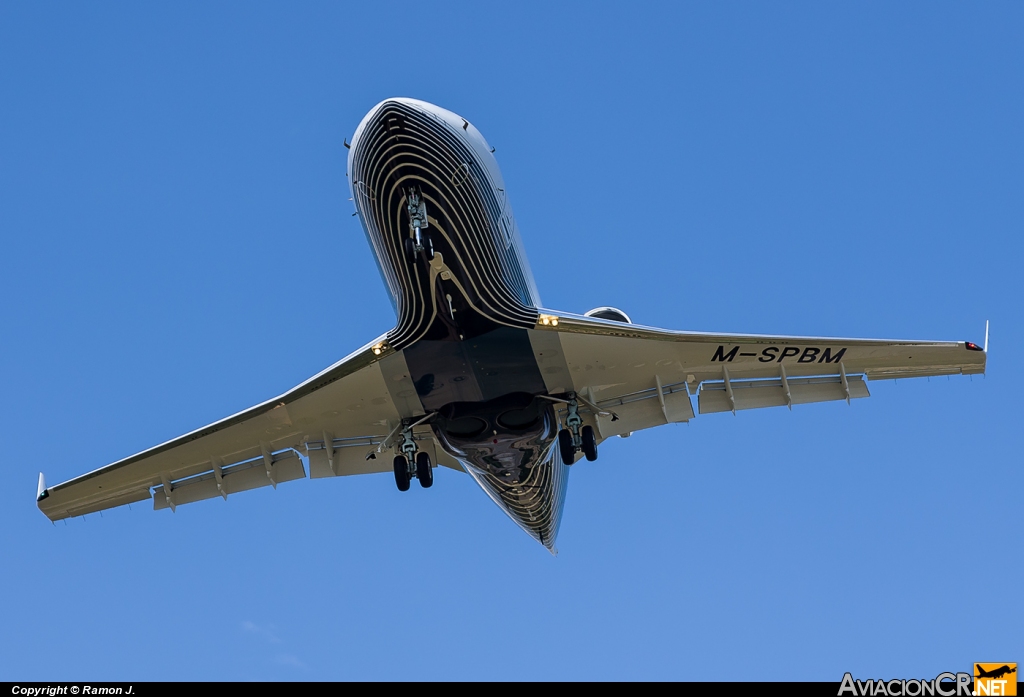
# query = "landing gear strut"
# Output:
<box><xmin>557</xmin><ymin>394</ymin><xmax>598</xmax><ymax>465</ymax></box>
<box><xmin>405</xmin><ymin>187</ymin><xmax>433</xmax><ymax>260</ymax></box>
<box><xmin>392</xmin><ymin>418</ymin><xmax>433</xmax><ymax>491</ymax></box>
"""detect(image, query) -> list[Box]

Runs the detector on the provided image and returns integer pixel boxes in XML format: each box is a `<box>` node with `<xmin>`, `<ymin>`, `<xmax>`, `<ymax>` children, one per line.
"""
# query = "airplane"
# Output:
<box><xmin>976</xmin><ymin>665</ymin><xmax>1016</xmax><ymax>680</ymax></box>
<box><xmin>35</xmin><ymin>97</ymin><xmax>988</xmax><ymax>550</ymax></box>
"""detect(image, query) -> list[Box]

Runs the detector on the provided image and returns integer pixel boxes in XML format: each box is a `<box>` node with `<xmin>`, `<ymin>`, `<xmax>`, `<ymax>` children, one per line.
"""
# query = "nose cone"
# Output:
<box><xmin>347</xmin><ymin>98</ymin><xmax>496</xmax><ymax>189</ymax></box>
<box><xmin>348</xmin><ymin>98</ymin><xmax>466</xmax><ymax>175</ymax></box>
<box><xmin>355</xmin><ymin>97</ymin><xmax>466</xmax><ymax>133</ymax></box>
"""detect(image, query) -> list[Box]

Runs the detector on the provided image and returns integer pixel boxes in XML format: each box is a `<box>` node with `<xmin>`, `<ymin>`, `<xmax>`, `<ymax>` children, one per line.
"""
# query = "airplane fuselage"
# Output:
<box><xmin>348</xmin><ymin>98</ymin><xmax>568</xmax><ymax>547</ymax></box>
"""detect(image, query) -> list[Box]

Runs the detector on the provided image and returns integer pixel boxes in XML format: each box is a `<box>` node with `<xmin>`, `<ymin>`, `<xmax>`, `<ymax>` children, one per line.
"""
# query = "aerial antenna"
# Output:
<box><xmin>984</xmin><ymin>320</ymin><xmax>989</xmax><ymax>352</ymax></box>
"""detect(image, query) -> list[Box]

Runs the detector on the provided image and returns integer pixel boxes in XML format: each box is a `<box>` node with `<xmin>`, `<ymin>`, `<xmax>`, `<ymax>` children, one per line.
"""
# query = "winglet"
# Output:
<box><xmin>984</xmin><ymin>320</ymin><xmax>989</xmax><ymax>353</ymax></box>
<box><xmin>36</xmin><ymin>472</ymin><xmax>48</xmax><ymax>502</ymax></box>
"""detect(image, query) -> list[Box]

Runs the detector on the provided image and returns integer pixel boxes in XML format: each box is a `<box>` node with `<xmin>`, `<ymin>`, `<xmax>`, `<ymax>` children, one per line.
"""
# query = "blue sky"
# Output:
<box><xmin>1</xmin><ymin>2</ymin><xmax>1020</xmax><ymax>681</ymax></box>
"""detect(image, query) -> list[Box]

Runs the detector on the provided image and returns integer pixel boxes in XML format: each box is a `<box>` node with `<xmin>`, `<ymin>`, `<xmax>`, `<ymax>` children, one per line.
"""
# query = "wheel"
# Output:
<box><xmin>393</xmin><ymin>455</ymin><xmax>410</xmax><ymax>491</ymax></box>
<box><xmin>416</xmin><ymin>451</ymin><xmax>433</xmax><ymax>488</ymax></box>
<box><xmin>581</xmin><ymin>425</ymin><xmax>598</xmax><ymax>461</ymax></box>
<box><xmin>558</xmin><ymin>429</ymin><xmax>575</xmax><ymax>466</ymax></box>
<box><xmin>405</xmin><ymin>234</ymin><xmax>433</xmax><ymax>261</ymax></box>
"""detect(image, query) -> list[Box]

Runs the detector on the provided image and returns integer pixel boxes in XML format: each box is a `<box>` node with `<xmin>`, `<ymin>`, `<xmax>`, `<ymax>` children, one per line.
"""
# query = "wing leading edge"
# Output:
<box><xmin>533</xmin><ymin>312</ymin><xmax>986</xmax><ymax>440</ymax></box>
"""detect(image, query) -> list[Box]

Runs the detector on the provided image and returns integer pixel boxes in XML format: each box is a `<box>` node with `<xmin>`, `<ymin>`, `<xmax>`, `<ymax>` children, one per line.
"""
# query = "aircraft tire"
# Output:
<box><xmin>393</xmin><ymin>455</ymin><xmax>411</xmax><ymax>492</ymax></box>
<box><xmin>416</xmin><ymin>451</ymin><xmax>433</xmax><ymax>488</ymax></box>
<box><xmin>558</xmin><ymin>429</ymin><xmax>575</xmax><ymax>466</ymax></box>
<box><xmin>581</xmin><ymin>425</ymin><xmax>598</xmax><ymax>461</ymax></box>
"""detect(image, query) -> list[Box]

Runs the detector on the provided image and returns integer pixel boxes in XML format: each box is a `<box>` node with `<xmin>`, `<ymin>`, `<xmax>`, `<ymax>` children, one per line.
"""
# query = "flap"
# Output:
<box><xmin>698</xmin><ymin>374</ymin><xmax>870</xmax><ymax>414</ymax></box>
<box><xmin>590</xmin><ymin>379</ymin><xmax>694</xmax><ymax>438</ymax></box>
<box><xmin>306</xmin><ymin>431</ymin><xmax>465</xmax><ymax>479</ymax></box>
<box><xmin>153</xmin><ymin>450</ymin><xmax>306</xmax><ymax>510</ymax></box>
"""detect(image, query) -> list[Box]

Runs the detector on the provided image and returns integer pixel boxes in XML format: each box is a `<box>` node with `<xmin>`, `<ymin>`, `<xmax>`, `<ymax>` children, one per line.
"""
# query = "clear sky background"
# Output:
<box><xmin>1</xmin><ymin>2</ymin><xmax>1020</xmax><ymax>681</ymax></box>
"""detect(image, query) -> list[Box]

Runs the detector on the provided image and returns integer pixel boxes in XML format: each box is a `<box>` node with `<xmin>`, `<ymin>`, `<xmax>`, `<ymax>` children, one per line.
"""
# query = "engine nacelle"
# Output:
<box><xmin>584</xmin><ymin>306</ymin><xmax>632</xmax><ymax>324</ymax></box>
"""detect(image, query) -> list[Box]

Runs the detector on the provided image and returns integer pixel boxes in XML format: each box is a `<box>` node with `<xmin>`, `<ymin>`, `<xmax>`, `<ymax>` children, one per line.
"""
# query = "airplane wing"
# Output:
<box><xmin>37</xmin><ymin>335</ymin><xmax>461</xmax><ymax>521</ymax></box>
<box><xmin>531</xmin><ymin>312</ymin><xmax>987</xmax><ymax>440</ymax></box>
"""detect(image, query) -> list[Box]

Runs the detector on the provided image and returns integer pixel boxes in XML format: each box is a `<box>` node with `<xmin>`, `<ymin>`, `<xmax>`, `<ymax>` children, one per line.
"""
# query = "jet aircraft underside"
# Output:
<box><xmin>35</xmin><ymin>98</ymin><xmax>987</xmax><ymax>551</ymax></box>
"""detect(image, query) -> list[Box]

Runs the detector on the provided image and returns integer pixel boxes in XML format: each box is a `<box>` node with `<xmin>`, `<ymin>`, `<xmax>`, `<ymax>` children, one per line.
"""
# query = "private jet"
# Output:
<box><xmin>36</xmin><ymin>98</ymin><xmax>988</xmax><ymax>550</ymax></box>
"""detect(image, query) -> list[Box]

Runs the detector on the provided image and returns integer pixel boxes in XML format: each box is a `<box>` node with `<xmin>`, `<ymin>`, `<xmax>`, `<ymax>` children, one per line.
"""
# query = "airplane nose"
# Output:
<box><xmin>350</xmin><ymin>98</ymin><xmax>426</xmax><ymax>143</ymax></box>
<box><xmin>348</xmin><ymin>98</ymin><xmax>468</xmax><ymax>163</ymax></box>
<box><xmin>347</xmin><ymin>98</ymin><xmax>429</xmax><ymax>184</ymax></box>
<box><xmin>347</xmin><ymin>97</ymin><xmax>466</xmax><ymax>202</ymax></box>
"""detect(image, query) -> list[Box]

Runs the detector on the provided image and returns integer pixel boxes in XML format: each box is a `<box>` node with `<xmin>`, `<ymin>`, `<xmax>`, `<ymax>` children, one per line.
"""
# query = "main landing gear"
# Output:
<box><xmin>392</xmin><ymin>420</ymin><xmax>433</xmax><ymax>491</ymax></box>
<box><xmin>558</xmin><ymin>394</ymin><xmax>598</xmax><ymax>466</ymax></box>
<box><xmin>405</xmin><ymin>187</ymin><xmax>434</xmax><ymax>261</ymax></box>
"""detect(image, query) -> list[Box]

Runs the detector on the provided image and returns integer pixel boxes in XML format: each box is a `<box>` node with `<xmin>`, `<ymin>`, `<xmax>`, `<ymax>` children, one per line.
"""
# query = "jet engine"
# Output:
<box><xmin>584</xmin><ymin>306</ymin><xmax>632</xmax><ymax>323</ymax></box>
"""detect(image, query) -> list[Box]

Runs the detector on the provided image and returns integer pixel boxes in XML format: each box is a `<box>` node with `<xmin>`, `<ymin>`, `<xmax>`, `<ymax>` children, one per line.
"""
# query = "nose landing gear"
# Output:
<box><xmin>405</xmin><ymin>187</ymin><xmax>434</xmax><ymax>261</ymax></box>
<box><xmin>557</xmin><ymin>394</ymin><xmax>598</xmax><ymax>466</ymax></box>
